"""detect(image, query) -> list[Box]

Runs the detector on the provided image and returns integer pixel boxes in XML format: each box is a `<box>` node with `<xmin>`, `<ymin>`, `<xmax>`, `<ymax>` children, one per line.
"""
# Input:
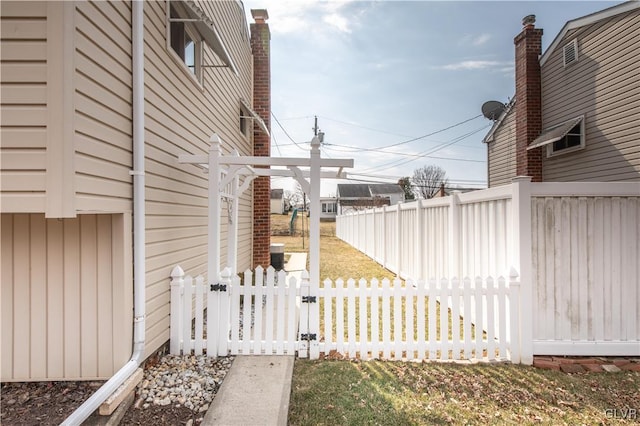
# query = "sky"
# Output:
<box><xmin>241</xmin><ymin>0</ymin><xmax>620</xmax><ymax>196</ymax></box>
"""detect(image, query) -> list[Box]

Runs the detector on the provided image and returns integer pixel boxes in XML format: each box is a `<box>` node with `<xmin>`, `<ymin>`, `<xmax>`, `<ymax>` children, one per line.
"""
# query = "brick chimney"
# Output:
<box><xmin>250</xmin><ymin>9</ymin><xmax>271</xmax><ymax>268</ymax></box>
<box><xmin>514</xmin><ymin>15</ymin><xmax>543</xmax><ymax>181</ymax></box>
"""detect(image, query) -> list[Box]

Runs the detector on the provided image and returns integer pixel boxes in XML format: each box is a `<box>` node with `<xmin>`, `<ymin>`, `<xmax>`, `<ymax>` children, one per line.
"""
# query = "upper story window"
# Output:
<box><xmin>166</xmin><ymin>1</ymin><xmax>239</xmax><ymax>86</ymax></box>
<box><xmin>169</xmin><ymin>5</ymin><xmax>203</xmax><ymax>84</ymax></box>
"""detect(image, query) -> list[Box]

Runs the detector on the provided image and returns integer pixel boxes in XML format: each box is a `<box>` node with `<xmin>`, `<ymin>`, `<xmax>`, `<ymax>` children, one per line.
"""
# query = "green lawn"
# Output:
<box><xmin>271</xmin><ymin>214</ymin><xmax>640</xmax><ymax>425</ymax></box>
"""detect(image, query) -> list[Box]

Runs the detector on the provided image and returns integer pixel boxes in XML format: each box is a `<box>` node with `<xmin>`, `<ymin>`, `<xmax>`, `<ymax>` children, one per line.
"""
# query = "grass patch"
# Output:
<box><xmin>289</xmin><ymin>360</ymin><xmax>640</xmax><ymax>425</ymax></box>
<box><xmin>277</xmin><ymin>214</ymin><xmax>640</xmax><ymax>425</ymax></box>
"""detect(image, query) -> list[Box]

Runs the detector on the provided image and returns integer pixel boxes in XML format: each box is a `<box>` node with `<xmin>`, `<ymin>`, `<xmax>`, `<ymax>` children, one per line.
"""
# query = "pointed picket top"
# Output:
<box><xmin>171</xmin><ymin>265</ymin><xmax>185</xmax><ymax>279</ymax></box>
<box><xmin>301</xmin><ymin>270</ymin><xmax>310</xmax><ymax>281</ymax></box>
<box><xmin>255</xmin><ymin>265</ymin><xmax>264</xmax><ymax>276</ymax></box>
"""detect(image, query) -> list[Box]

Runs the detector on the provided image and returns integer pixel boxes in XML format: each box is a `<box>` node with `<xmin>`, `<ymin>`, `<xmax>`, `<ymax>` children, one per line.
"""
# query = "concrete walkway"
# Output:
<box><xmin>202</xmin><ymin>253</ymin><xmax>306</xmax><ymax>425</ymax></box>
<box><xmin>202</xmin><ymin>355</ymin><xmax>294</xmax><ymax>426</ymax></box>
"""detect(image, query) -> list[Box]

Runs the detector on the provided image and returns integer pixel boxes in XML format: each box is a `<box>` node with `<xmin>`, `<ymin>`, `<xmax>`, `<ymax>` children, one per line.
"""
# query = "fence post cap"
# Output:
<box><xmin>509</xmin><ymin>266</ymin><xmax>520</xmax><ymax>279</ymax></box>
<box><xmin>221</xmin><ymin>267</ymin><xmax>232</xmax><ymax>278</ymax></box>
<box><xmin>170</xmin><ymin>265</ymin><xmax>184</xmax><ymax>278</ymax></box>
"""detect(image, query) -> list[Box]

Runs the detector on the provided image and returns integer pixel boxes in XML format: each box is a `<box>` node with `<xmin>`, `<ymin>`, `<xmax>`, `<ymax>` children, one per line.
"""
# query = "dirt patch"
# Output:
<box><xmin>1</xmin><ymin>380</ymin><xmax>104</xmax><ymax>425</ymax></box>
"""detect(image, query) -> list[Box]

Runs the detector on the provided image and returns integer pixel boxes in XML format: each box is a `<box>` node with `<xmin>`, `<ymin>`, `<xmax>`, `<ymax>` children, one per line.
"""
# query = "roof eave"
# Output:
<box><xmin>540</xmin><ymin>1</ymin><xmax>640</xmax><ymax>66</ymax></box>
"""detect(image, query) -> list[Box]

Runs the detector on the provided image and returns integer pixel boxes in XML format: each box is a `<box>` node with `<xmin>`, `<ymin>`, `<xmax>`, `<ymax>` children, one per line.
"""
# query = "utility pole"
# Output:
<box><xmin>313</xmin><ymin>115</ymin><xmax>318</xmax><ymax>136</ymax></box>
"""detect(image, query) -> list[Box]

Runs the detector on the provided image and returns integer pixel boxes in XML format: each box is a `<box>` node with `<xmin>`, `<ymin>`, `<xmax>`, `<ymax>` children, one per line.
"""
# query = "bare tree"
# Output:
<box><xmin>283</xmin><ymin>190</ymin><xmax>300</xmax><ymax>211</ymax></box>
<box><xmin>397</xmin><ymin>177</ymin><xmax>415</xmax><ymax>200</ymax></box>
<box><xmin>412</xmin><ymin>165</ymin><xmax>448</xmax><ymax>199</ymax></box>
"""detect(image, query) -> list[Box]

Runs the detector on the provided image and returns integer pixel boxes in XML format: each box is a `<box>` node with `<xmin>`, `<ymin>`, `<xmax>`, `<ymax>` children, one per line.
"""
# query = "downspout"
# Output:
<box><xmin>62</xmin><ymin>1</ymin><xmax>145</xmax><ymax>424</ymax></box>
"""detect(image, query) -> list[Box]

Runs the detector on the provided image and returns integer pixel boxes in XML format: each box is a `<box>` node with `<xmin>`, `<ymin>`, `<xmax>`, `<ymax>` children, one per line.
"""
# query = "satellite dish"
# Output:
<box><xmin>481</xmin><ymin>101</ymin><xmax>506</xmax><ymax>121</ymax></box>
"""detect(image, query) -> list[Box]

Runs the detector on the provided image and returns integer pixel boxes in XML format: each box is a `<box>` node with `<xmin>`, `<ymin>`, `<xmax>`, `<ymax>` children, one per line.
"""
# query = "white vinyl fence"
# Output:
<box><xmin>337</xmin><ymin>178</ymin><xmax>640</xmax><ymax>357</ymax></box>
<box><xmin>169</xmin><ymin>267</ymin><xmax>525</xmax><ymax>362</ymax></box>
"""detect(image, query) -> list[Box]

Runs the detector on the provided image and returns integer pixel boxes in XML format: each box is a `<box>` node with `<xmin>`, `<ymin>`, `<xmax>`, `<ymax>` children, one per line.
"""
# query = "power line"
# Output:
<box><xmin>318</xmin><ymin>115</ymin><xmax>415</xmax><ymax>138</ymax></box>
<box><xmin>271</xmin><ymin>132</ymin><xmax>282</xmax><ymax>156</ymax></box>
<box><xmin>322</xmin><ymin>144</ymin><xmax>484</xmax><ymax>163</ymax></box>
<box><xmin>368</xmin><ymin>114</ymin><xmax>482</xmax><ymax>150</ymax></box>
<box><xmin>357</xmin><ymin>124</ymin><xmax>490</xmax><ymax>174</ymax></box>
<box><xmin>271</xmin><ymin>111</ymin><xmax>309</xmax><ymax>151</ymax></box>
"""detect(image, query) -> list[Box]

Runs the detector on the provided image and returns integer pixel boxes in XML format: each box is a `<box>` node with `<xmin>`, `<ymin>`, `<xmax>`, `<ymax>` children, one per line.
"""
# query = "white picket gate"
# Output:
<box><xmin>169</xmin><ymin>265</ymin><xmax>524</xmax><ymax>362</ymax></box>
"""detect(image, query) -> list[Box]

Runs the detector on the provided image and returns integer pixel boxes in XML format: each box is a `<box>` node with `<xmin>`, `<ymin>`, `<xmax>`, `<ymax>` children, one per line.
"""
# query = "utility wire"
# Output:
<box><xmin>271</xmin><ymin>132</ymin><xmax>282</xmax><ymax>156</ymax></box>
<box><xmin>271</xmin><ymin>111</ymin><xmax>308</xmax><ymax>151</ymax></box>
<box><xmin>365</xmin><ymin>114</ymin><xmax>482</xmax><ymax>150</ymax></box>
<box><xmin>318</xmin><ymin>115</ymin><xmax>415</xmax><ymax>138</ymax></box>
<box><xmin>322</xmin><ymin>144</ymin><xmax>484</xmax><ymax>163</ymax></box>
<box><xmin>357</xmin><ymin>124</ymin><xmax>490</xmax><ymax>174</ymax></box>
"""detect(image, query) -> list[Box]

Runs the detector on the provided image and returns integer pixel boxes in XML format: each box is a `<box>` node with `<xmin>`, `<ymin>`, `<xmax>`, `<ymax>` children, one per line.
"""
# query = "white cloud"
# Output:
<box><xmin>472</xmin><ymin>33</ymin><xmax>491</xmax><ymax>46</ymax></box>
<box><xmin>439</xmin><ymin>60</ymin><xmax>509</xmax><ymax>71</ymax></box>
<box><xmin>243</xmin><ymin>0</ymin><xmax>362</xmax><ymax>35</ymax></box>
<box><xmin>323</xmin><ymin>13</ymin><xmax>352</xmax><ymax>33</ymax></box>
<box><xmin>458</xmin><ymin>32</ymin><xmax>492</xmax><ymax>47</ymax></box>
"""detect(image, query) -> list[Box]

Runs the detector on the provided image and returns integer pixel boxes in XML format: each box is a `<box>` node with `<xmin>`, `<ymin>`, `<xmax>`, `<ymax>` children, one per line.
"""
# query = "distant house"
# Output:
<box><xmin>320</xmin><ymin>197</ymin><xmax>338</xmax><ymax>221</ymax></box>
<box><xmin>0</xmin><ymin>1</ymin><xmax>271</xmax><ymax>381</ymax></box>
<box><xmin>336</xmin><ymin>183</ymin><xmax>404</xmax><ymax>214</ymax></box>
<box><xmin>270</xmin><ymin>188</ymin><xmax>287</xmax><ymax>214</ymax></box>
<box><xmin>483</xmin><ymin>2</ymin><xmax>640</xmax><ymax>186</ymax></box>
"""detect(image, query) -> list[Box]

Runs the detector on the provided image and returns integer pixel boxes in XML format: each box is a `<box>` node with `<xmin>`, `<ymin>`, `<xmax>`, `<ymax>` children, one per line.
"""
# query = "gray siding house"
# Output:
<box><xmin>1</xmin><ymin>1</ymin><xmax>271</xmax><ymax>381</ymax></box>
<box><xmin>483</xmin><ymin>2</ymin><xmax>640</xmax><ymax>186</ymax></box>
<box><xmin>337</xmin><ymin>183</ymin><xmax>405</xmax><ymax>214</ymax></box>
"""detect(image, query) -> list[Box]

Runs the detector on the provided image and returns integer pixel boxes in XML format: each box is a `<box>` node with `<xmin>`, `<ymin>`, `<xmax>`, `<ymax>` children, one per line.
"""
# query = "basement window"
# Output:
<box><xmin>563</xmin><ymin>38</ymin><xmax>578</xmax><ymax>67</ymax></box>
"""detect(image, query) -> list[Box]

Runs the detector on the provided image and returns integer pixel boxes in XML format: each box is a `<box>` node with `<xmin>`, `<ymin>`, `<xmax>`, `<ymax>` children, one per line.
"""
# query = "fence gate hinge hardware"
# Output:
<box><xmin>210</xmin><ymin>283</ymin><xmax>227</xmax><ymax>292</ymax></box>
<box><xmin>300</xmin><ymin>333</ymin><xmax>317</xmax><ymax>341</ymax></box>
<box><xmin>302</xmin><ymin>295</ymin><xmax>317</xmax><ymax>303</ymax></box>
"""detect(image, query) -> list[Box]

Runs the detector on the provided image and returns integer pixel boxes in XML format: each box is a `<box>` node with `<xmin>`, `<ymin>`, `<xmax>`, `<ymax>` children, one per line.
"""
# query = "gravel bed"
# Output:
<box><xmin>135</xmin><ymin>354</ymin><xmax>234</xmax><ymax>413</ymax></box>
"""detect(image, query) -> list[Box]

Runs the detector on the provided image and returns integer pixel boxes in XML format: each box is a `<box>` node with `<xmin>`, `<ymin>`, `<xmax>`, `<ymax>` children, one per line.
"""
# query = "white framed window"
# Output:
<box><xmin>548</xmin><ymin>118</ymin><xmax>584</xmax><ymax>156</ymax></box>
<box><xmin>168</xmin><ymin>4</ymin><xmax>203</xmax><ymax>85</ymax></box>
<box><xmin>528</xmin><ymin>116</ymin><xmax>585</xmax><ymax>157</ymax></box>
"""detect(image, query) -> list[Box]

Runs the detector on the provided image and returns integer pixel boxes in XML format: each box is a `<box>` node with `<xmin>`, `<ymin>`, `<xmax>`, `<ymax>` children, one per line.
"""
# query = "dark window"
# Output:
<box><xmin>169</xmin><ymin>5</ymin><xmax>200</xmax><ymax>80</ymax></box>
<box><xmin>552</xmin><ymin>122</ymin><xmax>582</xmax><ymax>152</ymax></box>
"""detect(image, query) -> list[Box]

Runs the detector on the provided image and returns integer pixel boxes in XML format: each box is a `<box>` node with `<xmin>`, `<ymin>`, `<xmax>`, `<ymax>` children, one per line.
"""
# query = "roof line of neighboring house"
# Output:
<box><xmin>482</xmin><ymin>97</ymin><xmax>516</xmax><ymax>144</ymax></box>
<box><xmin>483</xmin><ymin>1</ymin><xmax>639</xmax><ymax>143</ymax></box>
<box><xmin>540</xmin><ymin>0</ymin><xmax>640</xmax><ymax>66</ymax></box>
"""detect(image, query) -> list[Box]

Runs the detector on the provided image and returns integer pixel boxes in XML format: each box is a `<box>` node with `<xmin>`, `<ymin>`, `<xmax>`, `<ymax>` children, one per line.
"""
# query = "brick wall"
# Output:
<box><xmin>250</xmin><ymin>11</ymin><xmax>271</xmax><ymax>268</ymax></box>
<box><xmin>514</xmin><ymin>19</ymin><xmax>543</xmax><ymax>182</ymax></box>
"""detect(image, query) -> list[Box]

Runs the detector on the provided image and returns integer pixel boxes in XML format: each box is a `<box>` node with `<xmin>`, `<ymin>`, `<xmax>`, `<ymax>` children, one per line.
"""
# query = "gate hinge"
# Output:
<box><xmin>302</xmin><ymin>296</ymin><xmax>317</xmax><ymax>303</ymax></box>
<box><xmin>210</xmin><ymin>283</ymin><xmax>227</xmax><ymax>292</ymax></box>
<box><xmin>300</xmin><ymin>333</ymin><xmax>317</xmax><ymax>341</ymax></box>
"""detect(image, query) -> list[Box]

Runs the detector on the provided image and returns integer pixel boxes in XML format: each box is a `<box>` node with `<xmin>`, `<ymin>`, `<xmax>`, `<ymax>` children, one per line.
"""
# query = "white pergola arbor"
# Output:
<box><xmin>179</xmin><ymin>133</ymin><xmax>354</xmax><ymax>296</ymax></box>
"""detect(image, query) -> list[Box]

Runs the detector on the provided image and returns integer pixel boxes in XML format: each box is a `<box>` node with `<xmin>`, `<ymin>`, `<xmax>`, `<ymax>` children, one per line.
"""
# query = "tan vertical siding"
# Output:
<box><xmin>142</xmin><ymin>1</ymin><xmax>254</xmax><ymax>357</ymax></box>
<box><xmin>541</xmin><ymin>10</ymin><xmax>640</xmax><ymax>181</ymax></box>
<box><xmin>74</xmin><ymin>1</ymin><xmax>133</xmax><ymax>213</ymax></box>
<box><xmin>487</xmin><ymin>106</ymin><xmax>517</xmax><ymax>187</ymax></box>
<box><xmin>0</xmin><ymin>1</ymin><xmax>48</xmax><ymax>212</ymax></box>
<box><xmin>0</xmin><ymin>213</ymin><xmax>132</xmax><ymax>382</ymax></box>
<box><xmin>1</xmin><ymin>214</ymin><xmax>132</xmax><ymax>382</ymax></box>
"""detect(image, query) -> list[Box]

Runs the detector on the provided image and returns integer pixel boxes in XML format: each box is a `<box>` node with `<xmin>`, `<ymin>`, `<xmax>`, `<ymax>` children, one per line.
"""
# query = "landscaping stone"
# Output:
<box><xmin>533</xmin><ymin>359</ymin><xmax>560</xmax><ymax>371</ymax></box>
<box><xmin>560</xmin><ymin>363</ymin><xmax>585</xmax><ymax>373</ymax></box>
<box><xmin>601</xmin><ymin>364</ymin><xmax>622</xmax><ymax>373</ymax></box>
<box><xmin>620</xmin><ymin>363</ymin><xmax>640</xmax><ymax>372</ymax></box>
<box><xmin>582</xmin><ymin>364</ymin><xmax>604</xmax><ymax>373</ymax></box>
